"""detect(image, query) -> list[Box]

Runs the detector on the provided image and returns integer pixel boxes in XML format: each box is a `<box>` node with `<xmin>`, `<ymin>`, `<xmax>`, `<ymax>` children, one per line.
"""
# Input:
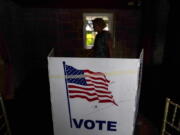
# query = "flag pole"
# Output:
<box><xmin>63</xmin><ymin>61</ymin><xmax>73</xmax><ymax>128</ymax></box>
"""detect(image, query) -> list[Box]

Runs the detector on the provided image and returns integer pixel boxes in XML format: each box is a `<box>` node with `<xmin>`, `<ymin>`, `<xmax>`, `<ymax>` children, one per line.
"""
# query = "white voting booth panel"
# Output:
<box><xmin>47</xmin><ymin>50</ymin><xmax>143</xmax><ymax>135</ymax></box>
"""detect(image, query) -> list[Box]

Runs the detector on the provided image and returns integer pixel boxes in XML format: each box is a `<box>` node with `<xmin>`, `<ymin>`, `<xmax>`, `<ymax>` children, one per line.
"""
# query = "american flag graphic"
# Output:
<box><xmin>64</xmin><ymin>64</ymin><xmax>118</xmax><ymax>106</ymax></box>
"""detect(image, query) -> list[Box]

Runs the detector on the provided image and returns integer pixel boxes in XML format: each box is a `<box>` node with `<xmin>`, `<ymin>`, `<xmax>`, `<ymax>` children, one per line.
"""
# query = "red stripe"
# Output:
<box><xmin>85</xmin><ymin>75</ymin><xmax>109</xmax><ymax>83</ymax></box>
<box><xmin>68</xmin><ymin>85</ymin><xmax>111</xmax><ymax>94</ymax></box>
<box><xmin>68</xmin><ymin>85</ymin><xmax>109</xmax><ymax>93</ymax></box>
<box><xmin>69</xmin><ymin>90</ymin><xmax>113</xmax><ymax>99</ymax></box>
<box><xmin>69</xmin><ymin>95</ymin><xmax>98</xmax><ymax>102</ymax></box>
<box><xmin>96</xmin><ymin>90</ymin><xmax>111</xmax><ymax>94</ymax></box>
<box><xmin>69</xmin><ymin>93</ymin><xmax>118</xmax><ymax>106</ymax></box>
<box><xmin>70</xmin><ymin>95</ymin><xmax>117</xmax><ymax>105</ymax></box>
<box><xmin>99</xmin><ymin>99</ymin><xmax>113</xmax><ymax>103</ymax></box>
<box><xmin>84</xmin><ymin>70</ymin><xmax>110</xmax><ymax>83</ymax></box>
<box><xmin>100</xmin><ymin>100</ymin><xmax>118</xmax><ymax>106</ymax></box>
<box><xmin>98</xmin><ymin>95</ymin><xmax>113</xmax><ymax>99</ymax></box>
<box><xmin>84</xmin><ymin>70</ymin><xmax>106</xmax><ymax>77</ymax></box>
<box><xmin>86</xmin><ymin>79</ymin><xmax>108</xmax><ymax>87</ymax></box>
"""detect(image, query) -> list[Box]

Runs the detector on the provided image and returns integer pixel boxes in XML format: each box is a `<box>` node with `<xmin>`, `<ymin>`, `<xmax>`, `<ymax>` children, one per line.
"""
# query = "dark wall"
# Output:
<box><xmin>163</xmin><ymin>0</ymin><xmax>180</xmax><ymax>66</ymax></box>
<box><xmin>1</xmin><ymin>5</ymin><xmax>141</xmax><ymax>88</ymax></box>
<box><xmin>137</xmin><ymin>0</ymin><xmax>180</xmax><ymax>129</ymax></box>
<box><xmin>10</xmin><ymin>0</ymin><xmax>138</xmax><ymax>8</ymax></box>
<box><xmin>1</xmin><ymin>0</ymin><xmax>179</xmax><ymax>131</ymax></box>
<box><xmin>0</xmin><ymin>0</ymin><xmax>23</xmax><ymax>87</ymax></box>
<box><xmin>162</xmin><ymin>0</ymin><xmax>180</xmax><ymax>102</ymax></box>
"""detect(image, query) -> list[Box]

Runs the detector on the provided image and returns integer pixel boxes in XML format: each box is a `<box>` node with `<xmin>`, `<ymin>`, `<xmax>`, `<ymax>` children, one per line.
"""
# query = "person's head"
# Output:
<box><xmin>92</xmin><ymin>18</ymin><xmax>106</xmax><ymax>32</ymax></box>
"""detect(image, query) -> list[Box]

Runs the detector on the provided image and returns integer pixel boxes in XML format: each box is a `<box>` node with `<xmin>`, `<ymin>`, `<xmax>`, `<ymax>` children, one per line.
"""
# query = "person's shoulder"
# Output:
<box><xmin>103</xmin><ymin>30</ymin><xmax>110</xmax><ymax>34</ymax></box>
<box><xmin>101</xmin><ymin>31</ymin><xmax>110</xmax><ymax>36</ymax></box>
<box><xmin>102</xmin><ymin>31</ymin><xmax>112</xmax><ymax>38</ymax></box>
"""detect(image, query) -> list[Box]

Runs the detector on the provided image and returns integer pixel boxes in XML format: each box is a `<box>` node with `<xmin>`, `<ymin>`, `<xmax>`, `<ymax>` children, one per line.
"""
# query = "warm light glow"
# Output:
<box><xmin>83</xmin><ymin>13</ymin><xmax>113</xmax><ymax>49</ymax></box>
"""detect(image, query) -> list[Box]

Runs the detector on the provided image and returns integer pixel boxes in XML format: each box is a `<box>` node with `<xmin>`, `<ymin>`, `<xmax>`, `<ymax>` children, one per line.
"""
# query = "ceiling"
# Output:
<box><xmin>10</xmin><ymin>0</ymin><xmax>140</xmax><ymax>9</ymax></box>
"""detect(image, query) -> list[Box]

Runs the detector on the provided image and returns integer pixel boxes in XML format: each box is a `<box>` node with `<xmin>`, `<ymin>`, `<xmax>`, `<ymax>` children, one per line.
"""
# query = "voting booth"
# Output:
<box><xmin>47</xmin><ymin>49</ymin><xmax>143</xmax><ymax>135</ymax></box>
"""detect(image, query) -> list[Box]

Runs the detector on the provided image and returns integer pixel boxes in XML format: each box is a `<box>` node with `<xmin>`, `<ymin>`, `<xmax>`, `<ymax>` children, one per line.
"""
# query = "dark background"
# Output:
<box><xmin>0</xmin><ymin>0</ymin><xmax>179</xmax><ymax>134</ymax></box>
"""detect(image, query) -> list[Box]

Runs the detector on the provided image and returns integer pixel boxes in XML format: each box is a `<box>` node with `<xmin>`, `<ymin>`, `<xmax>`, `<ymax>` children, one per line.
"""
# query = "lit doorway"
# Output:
<box><xmin>83</xmin><ymin>13</ymin><xmax>113</xmax><ymax>49</ymax></box>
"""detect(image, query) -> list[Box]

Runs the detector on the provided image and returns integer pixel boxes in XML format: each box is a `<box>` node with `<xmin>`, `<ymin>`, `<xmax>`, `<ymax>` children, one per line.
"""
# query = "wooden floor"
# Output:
<box><xmin>3</xmin><ymin>66</ymin><xmax>168</xmax><ymax>135</ymax></box>
<box><xmin>4</xmin><ymin>99</ymin><xmax>159</xmax><ymax>135</ymax></box>
<box><xmin>135</xmin><ymin>115</ymin><xmax>159</xmax><ymax>135</ymax></box>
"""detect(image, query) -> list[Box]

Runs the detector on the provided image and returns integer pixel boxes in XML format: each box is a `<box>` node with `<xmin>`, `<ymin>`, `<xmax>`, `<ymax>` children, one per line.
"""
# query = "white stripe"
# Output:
<box><xmin>68</xmin><ymin>83</ymin><xmax>110</xmax><ymax>92</ymax></box>
<box><xmin>69</xmin><ymin>93</ymin><xmax>97</xmax><ymax>98</ymax></box>
<box><xmin>84</xmin><ymin>72</ymin><xmax>109</xmax><ymax>81</ymax></box>
<box><xmin>86</xmin><ymin>81</ymin><xmax>108</xmax><ymax>88</ymax></box>
<box><xmin>85</xmin><ymin>75</ymin><xmax>109</xmax><ymax>82</ymax></box>
<box><xmin>84</xmin><ymin>72</ymin><xmax>105</xmax><ymax>78</ymax></box>
<box><xmin>69</xmin><ymin>93</ymin><xmax>113</xmax><ymax>101</ymax></box>
<box><xmin>85</xmin><ymin>78</ymin><xmax>109</xmax><ymax>84</ymax></box>
<box><xmin>68</xmin><ymin>88</ymin><xmax>112</xmax><ymax>96</ymax></box>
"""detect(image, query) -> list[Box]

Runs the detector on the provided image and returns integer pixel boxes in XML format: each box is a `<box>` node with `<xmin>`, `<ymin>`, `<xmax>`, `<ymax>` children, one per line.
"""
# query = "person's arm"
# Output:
<box><xmin>108</xmin><ymin>38</ymin><xmax>113</xmax><ymax>57</ymax></box>
<box><xmin>106</xmin><ymin>33</ymin><xmax>113</xmax><ymax>57</ymax></box>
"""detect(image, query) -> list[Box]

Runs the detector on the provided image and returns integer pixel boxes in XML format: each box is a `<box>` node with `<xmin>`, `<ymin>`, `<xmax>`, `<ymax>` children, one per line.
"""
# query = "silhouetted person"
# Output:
<box><xmin>90</xmin><ymin>18</ymin><xmax>113</xmax><ymax>58</ymax></box>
